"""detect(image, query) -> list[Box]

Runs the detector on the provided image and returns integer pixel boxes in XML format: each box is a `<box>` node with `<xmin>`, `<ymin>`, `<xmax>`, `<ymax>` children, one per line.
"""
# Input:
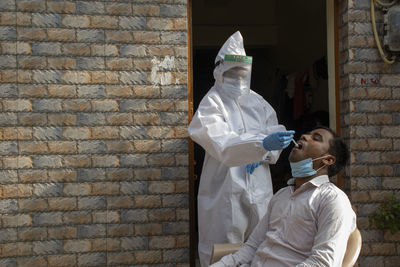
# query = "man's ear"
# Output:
<box><xmin>322</xmin><ymin>155</ymin><xmax>335</xmax><ymax>166</ymax></box>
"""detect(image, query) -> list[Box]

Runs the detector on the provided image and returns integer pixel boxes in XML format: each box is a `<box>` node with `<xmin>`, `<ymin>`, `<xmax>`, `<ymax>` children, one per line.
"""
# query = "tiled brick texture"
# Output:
<box><xmin>339</xmin><ymin>0</ymin><xmax>400</xmax><ymax>265</ymax></box>
<box><xmin>0</xmin><ymin>0</ymin><xmax>189</xmax><ymax>265</ymax></box>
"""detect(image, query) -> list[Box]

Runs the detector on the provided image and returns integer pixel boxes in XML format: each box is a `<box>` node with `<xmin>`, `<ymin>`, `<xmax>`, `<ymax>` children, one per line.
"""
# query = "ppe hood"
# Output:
<box><xmin>213</xmin><ymin>31</ymin><xmax>252</xmax><ymax>98</ymax></box>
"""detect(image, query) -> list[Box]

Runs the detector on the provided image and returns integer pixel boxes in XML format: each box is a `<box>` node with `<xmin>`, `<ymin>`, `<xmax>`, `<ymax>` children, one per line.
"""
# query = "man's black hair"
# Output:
<box><xmin>313</xmin><ymin>126</ymin><xmax>349</xmax><ymax>177</ymax></box>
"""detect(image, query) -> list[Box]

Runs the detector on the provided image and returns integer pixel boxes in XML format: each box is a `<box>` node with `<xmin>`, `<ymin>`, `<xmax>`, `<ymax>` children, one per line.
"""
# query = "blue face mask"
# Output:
<box><xmin>290</xmin><ymin>155</ymin><xmax>328</xmax><ymax>178</ymax></box>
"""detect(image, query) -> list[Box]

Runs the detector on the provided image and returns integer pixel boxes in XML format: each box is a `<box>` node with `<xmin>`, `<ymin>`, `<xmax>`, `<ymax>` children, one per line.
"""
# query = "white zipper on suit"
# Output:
<box><xmin>235</xmin><ymin>98</ymin><xmax>255</xmax><ymax>204</ymax></box>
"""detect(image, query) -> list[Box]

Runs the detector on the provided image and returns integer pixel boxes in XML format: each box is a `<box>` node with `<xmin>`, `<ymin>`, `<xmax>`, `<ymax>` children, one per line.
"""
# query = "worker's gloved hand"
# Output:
<box><xmin>263</xmin><ymin>130</ymin><xmax>295</xmax><ymax>151</ymax></box>
<box><xmin>246</xmin><ymin>161</ymin><xmax>264</xmax><ymax>174</ymax></box>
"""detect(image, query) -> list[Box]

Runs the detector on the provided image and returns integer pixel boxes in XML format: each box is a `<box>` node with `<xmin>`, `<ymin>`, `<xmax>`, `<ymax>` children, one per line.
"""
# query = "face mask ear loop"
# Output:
<box><xmin>312</xmin><ymin>154</ymin><xmax>329</xmax><ymax>162</ymax></box>
<box><xmin>315</xmin><ymin>164</ymin><xmax>326</xmax><ymax>173</ymax></box>
<box><xmin>313</xmin><ymin>155</ymin><xmax>329</xmax><ymax>173</ymax></box>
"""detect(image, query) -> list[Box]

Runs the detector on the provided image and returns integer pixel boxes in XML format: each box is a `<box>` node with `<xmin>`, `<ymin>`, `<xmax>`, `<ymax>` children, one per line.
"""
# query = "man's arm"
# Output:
<box><xmin>296</xmin><ymin>191</ymin><xmax>356</xmax><ymax>267</ymax></box>
<box><xmin>210</xmin><ymin>203</ymin><xmax>271</xmax><ymax>267</ymax></box>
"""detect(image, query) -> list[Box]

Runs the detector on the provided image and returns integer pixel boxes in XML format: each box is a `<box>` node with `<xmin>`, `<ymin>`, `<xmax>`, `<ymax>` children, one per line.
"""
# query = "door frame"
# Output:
<box><xmin>187</xmin><ymin>0</ymin><xmax>341</xmax><ymax>265</ymax></box>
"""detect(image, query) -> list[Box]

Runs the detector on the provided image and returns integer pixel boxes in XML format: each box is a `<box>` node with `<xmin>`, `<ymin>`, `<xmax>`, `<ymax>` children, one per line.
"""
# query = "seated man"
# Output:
<box><xmin>211</xmin><ymin>126</ymin><xmax>356</xmax><ymax>267</ymax></box>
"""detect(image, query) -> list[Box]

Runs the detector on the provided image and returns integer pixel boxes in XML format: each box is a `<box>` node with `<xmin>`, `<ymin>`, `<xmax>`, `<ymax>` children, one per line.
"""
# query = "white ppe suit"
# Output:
<box><xmin>188</xmin><ymin>31</ymin><xmax>286</xmax><ymax>267</ymax></box>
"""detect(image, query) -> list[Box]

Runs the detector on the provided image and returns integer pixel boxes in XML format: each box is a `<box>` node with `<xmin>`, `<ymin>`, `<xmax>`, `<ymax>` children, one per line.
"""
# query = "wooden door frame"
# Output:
<box><xmin>186</xmin><ymin>0</ymin><xmax>196</xmax><ymax>266</ymax></box>
<box><xmin>187</xmin><ymin>0</ymin><xmax>341</xmax><ymax>265</ymax></box>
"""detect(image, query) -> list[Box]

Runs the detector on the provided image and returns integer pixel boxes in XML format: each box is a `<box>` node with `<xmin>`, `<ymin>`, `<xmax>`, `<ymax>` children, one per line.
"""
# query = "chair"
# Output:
<box><xmin>210</xmin><ymin>228</ymin><xmax>362</xmax><ymax>266</ymax></box>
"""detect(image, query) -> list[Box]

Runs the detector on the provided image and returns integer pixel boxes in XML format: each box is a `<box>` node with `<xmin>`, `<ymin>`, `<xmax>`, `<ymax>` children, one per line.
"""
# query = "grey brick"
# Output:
<box><xmin>32</xmin><ymin>14</ymin><xmax>61</xmax><ymax>27</ymax></box>
<box><xmin>33</xmin><ymin>240</ymin><xmax>62</xmax><ymax>255</ymax></box>
<box><xmin>0</xmin><ymin>170</ymin><xmax>18</xmax><ymax>184</ymax></box>
<box><xmin>32</xmin><ymin>43</ymin><xmax>62</xmax><ymax>56</ymax></box>
<box><xmin>394</xmin><ymin>164</ymin><xmax>400</xmax><ymax>176</ymax></box>
<box><xmin>0</xmin><ymin>141</ymin><xmax>18</xmax><ymax>155</ymax></box>
<box><xmin>392</xmin><ymin>113</ymin><xmax>400</xmax><ymax>125</ymax></box>
<box><xmin>0</xmin><ymin>55</ymin><xmax>16</xmax><ymax>68</ymax></box>
<box><xmin>33</xmin><ymin>212</ymin><xmax>63</xmax><ymax>226</ymax></box>
<box><xmin>352</xmin><ymin>126</ymin><xmax>380</xmax><ymax>138</ymax></box>
<box><xmin>78</xmin><ymin>253</ymin><xmax>106</xmax><ymax>267</ymax></box>
<box><xmin>33</xmin><ymin>99</ymin><xmax>62</xmax><ymax>112</ymax></box>
<box><xmin>33</xmin><ymin>183</ymin><xmax>62</xmax><ymax>197</ymax></box>
<box><xmin>78</xmin><ymin>141</ymin><xmax>107</xmax><ymax>154</ymax></box>
<box><xmin>120</xmin><ymin>236</ymin><xmax>148</xmax><ymax>250</ymax></box>
<box><xmin>91</xmin><ymin>44</ymin><xmax>118</xmax><ymax>56</ymax></box>
<box><xmin>33</xmin><ymin>70</ymin><xmax>62</xmax><ymax>83</ymax></box>
<box><xmin>77</xmin><ymin>113</ymin><xmax>106</xmax><ymax>126</ymax></box>
<box><xmin>163</xmin><ymin>249</ymin><xmax>189</xmax><ymax>263</ymax></box>
<box><xmin>163</xmin><ymin>222</ymin><xmax>189</xmax><ymax>234</ymax></box>
<box><xmin>354</xmin><ymin>100</ymin><xmax>380</xmax><ymax>112</ymax></box>
<box><xmin>120</xmin><ymin>71</ymin><xmax>147</xmax><ymax>85</ymax></box>
<box><xmin>161</xmin><ymin>31</ymin><xmax>187</xmax><ymax>44</ymax></box>
<box><xmin>33</xmin><ymin>127</ymin><xmax>62</xmax><ymax>140</ymax></box>
<box><xmin>162</xmin><ymin>194</ymin><xmax>188</xmax><ymax>208</ymax></box>
<box><xmin>121</xmin><ymin>209</ymin><xmax>148</xmax><ymax>223</ymax></box>
<box><xmin>359</xmin><ymin>256</ymin><xmax>384</xmax><ymax>267</ymax></box>
<box><xmin>0</xmin><ymin>0</ymin><xmax>15</xmax><ymax>11</ymax></box>
<box><xmin>0</xmin><ymin>258</ymin><xmax>17</xmax><ymax>267</ymax></box>
<box><xmin>0</xmin><ymin>84</ymin><xmax>18</xmax><ymax>97</ymax></box>
<box><xmin>77</xmin><ymin>1</ymin><xmax>105</xmax><ymax>14</ymax></box>
<box><xmin>352</xmin><ymin>0</ymin><xmax>370</xmax><ymax>9</ymax></box>
<box><xmin>355</xmin><ymin>177</ymin><xmax>381</xmax><ymax>190</ymax></box>
<box><xmin>77</xmin><ymin>29</ymin><xmax>104</xmax><ymax>42</ymax></box>
<box><xmin>33</xmin><ymin>156</ymin><xmax>63</xmax><ymax>168</ymax></box>
<box><xmin>0</xmin><ymin>26</ymin><xmax>16</xmax><ymax>40</ymax></box>
<box><xmin>78</xmin><ymin>196</ymin><xmax>106</xmax><ymax>210</ymax></box>
<box><xmin>120</xmin><ymin>99</ymin><xmax>147</xmax><ymax>112</ymax></box>
<box><xmin>120</xmin><ymin>154</ymin><xmax>147</xmax><ymax>167</ymax></box>
<box><xmin>119</xmin><ymin>45</ymin><xmax>147</xmax><ymax>57</ymax></box>
<box><xmin>77</xmin><ymin>57</ymin><xmax>105</xmax><ymax>70</ymax></box>
<box><xmin>351</xmin><ymin>23</ymin><xmax>374</xmax><ymax>36</ymax></box>
<box><xmin>77</xmin><ymin>224</ymin><xmax>106</xmax><ymax>238</ymax></box>
<box><xmin>120</xmin><ymin>181</ymin><xmax>147</xmax><ymax>195</ymax></box>
<box><xmin>120</xmin><ymin>17</ymin><xmax>146</xmax><ymax>30</ymax></box>
<box><xmin>358</xmin><ymin>203</ymin><xmax>380</xmax><ymax>217</ymax></box>
<box><xmin>0</xmin><ymin>199</ymin><xmax>18</xmax><ymax>213</ymax></box>
<box><xmin>162</xmin><ymin>140</ymin><xmax>188</xmax><ymax>153</ymax></box>
<box><xmin>161</xmin><ymin>112</ymin><xmax>187</xmax><ymax>125</ymax></box>
<box><xmin>0</xmin><ymin>113</ymin><xmax>18</xmax><ymax>126</ymax></box>
<box><xmin>160</xmin><ymin>5</ymin><xmax>187</xmax><ymax>17</ymax></box>
<box><xmin>78</xmin><ymin>168</ymin><xmax>106</xmax><ymax>182</ymax></box>
<box><xmin>161</xmin><ymin>86</ymin><xmax>187</xmax><ymax>99</ymax></box>
<box><xmin>355</xmin><ymin>152</ymin><xmax>382</xmax><ymax>163</ymax></box>
<box><xmin>77</xmin><ymin>85</ymin><xmax>106</xmax><ymax>98</ymax></box>
<box><xmin>0</xmin><ymin>228</ymin><xmax>17</xmax><ymax>242</ymax></box>
<box><xmin>120</xmin><ymin>126</ymin><xmax>148</xmax><ymax>139</ymax></box>
<box><xmin>106</xmin><ymin>168</ymin><xmax>133</xmax><ymax>180</ymax></box>
<box><xmin>162</xmin><ymin>167</ymin><xmax>187</xmax><ymax>179</ymax></box>
<box><xmin>18</xmin><ymin>113</ymin><xmax>47</xmax><ymax>126</ymax></box>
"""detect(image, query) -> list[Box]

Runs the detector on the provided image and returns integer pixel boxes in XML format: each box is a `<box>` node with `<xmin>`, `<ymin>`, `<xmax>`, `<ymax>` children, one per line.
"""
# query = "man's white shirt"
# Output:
<box><xmin>211</xmin><ymin>175</ymin><xmax>356</xmax><ymax>267</ymax></box>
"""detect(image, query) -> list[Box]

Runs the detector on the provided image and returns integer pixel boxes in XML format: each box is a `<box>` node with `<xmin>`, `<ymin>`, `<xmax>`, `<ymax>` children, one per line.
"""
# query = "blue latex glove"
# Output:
<box><xmin>246</xmin><ymin>161</ymin><xmax>264</xmax><ymax>174</ymax></box>
<box><xmin>263</xmin><ymin>130</ymin><xmax>295</xmax><ymax>151</ymax></box>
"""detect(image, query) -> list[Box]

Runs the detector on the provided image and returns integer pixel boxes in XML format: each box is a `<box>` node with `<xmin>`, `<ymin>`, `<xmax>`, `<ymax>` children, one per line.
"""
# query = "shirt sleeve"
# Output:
<box><xmin>295</xmin><ymin>190</ymin><xmax>357</xmax><ymax>267</ymax></box>
<box><xmin>210</xmin><ymin>203</ymin><xmax>272</xmax><ymax>267</ymax></box>
<box><xmin>188</xmin><ymin>93</ymin><xmax>284</xmax><ymax>167</ymax></box>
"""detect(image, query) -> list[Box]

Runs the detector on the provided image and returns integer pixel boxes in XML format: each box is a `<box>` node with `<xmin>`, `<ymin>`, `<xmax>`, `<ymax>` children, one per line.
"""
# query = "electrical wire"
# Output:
<box><xmin>370</xmin><ymin>0</ymin><xmax>397</xmax><ymax>64</ymax></box>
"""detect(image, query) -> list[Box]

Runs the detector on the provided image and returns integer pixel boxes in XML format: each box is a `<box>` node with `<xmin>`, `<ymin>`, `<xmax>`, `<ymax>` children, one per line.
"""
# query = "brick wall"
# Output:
<box><xmin>0</xmin><ymin>0</ymin><xmax>189</xmax><ymax>266</ymax></box>
<box><xmin>339</xmin><ymin>0</ymin><xmax>400</xmax><ymax>266</ymax></box>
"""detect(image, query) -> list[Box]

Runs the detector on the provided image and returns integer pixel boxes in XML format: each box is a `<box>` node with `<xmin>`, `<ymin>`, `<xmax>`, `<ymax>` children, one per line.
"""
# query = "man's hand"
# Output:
<box><xmin>263</xmin><ymin>130</ymin><xmax>295</xmax><ymax>151</ymax></box>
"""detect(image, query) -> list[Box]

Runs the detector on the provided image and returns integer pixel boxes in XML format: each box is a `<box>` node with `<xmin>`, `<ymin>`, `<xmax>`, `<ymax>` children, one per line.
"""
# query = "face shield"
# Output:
<box><xmin>220</xmin><ymin>54</ymin><xmax>252</xmax><ymax>97</ymax></box>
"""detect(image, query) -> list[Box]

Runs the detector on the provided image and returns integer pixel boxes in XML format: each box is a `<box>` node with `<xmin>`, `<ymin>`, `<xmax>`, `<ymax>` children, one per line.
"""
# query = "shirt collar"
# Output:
<box><xmin>287</xmin><ymin>175</ymin><xmax>330</xmax><ymax>194</ymax></box>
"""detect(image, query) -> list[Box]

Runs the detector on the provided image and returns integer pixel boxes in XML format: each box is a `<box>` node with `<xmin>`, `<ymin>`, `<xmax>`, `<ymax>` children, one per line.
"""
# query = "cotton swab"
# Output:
<box><xmin>292</xmin><ymin>139</ymin><xmax>299</xmax><ymax>148</ymax></box>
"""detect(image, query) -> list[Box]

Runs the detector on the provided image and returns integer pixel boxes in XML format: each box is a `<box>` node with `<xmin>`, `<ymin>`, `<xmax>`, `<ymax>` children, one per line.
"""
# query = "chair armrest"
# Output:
<box><xmin>210</xmin><ymin>243</ymin><xmax>243</xmax><ymax>264</ymax></box>
<box><xmin>342</xmin><ymin>228</ymin><xmax>362</xmax><ymax>267</ymax></box>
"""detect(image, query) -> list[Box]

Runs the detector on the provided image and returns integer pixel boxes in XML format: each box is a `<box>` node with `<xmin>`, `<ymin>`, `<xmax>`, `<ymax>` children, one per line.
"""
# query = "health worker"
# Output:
<box><xmin>188</xmin><ymin>31</ymin><xmax>294</xmax><ymax>266</ymax></box>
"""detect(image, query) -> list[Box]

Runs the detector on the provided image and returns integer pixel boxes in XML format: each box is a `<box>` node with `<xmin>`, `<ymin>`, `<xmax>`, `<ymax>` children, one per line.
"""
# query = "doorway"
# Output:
<box><xmin>188</xmin><ymin>0</ymin><xmax>338</xmax><ymax>265</ymax></box>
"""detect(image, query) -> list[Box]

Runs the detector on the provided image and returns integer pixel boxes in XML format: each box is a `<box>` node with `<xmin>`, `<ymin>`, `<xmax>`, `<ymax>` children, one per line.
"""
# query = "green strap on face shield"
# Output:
<box><xmin>224</xmin><ymin>54</ymin><xmax>253</xmax><ymax>64</ymax></box>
